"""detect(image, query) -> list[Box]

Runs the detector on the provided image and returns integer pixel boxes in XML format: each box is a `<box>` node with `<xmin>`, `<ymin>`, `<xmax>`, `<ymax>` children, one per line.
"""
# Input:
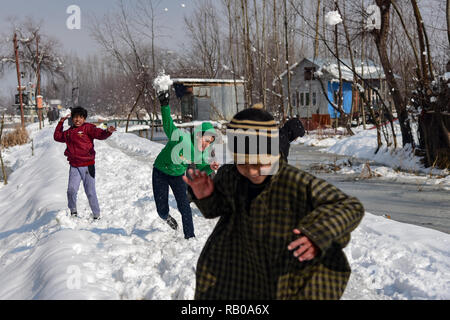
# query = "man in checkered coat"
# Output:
<box><xmin>184</xmin><ymin>104</ymin><xmax>364</xmax><ymax>300</ymax></box>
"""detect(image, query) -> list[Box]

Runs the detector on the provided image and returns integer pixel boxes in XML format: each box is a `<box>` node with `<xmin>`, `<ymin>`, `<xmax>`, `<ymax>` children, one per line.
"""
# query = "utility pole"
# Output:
<box><xmin>36</xmin><ymin>34</ymin><xmax>42</xmax><ymax>129</ymax></box>
<box><xmin>13</xmin><ymin>33</ymin><xmax>25</xmax><ymax>130</ymax></box>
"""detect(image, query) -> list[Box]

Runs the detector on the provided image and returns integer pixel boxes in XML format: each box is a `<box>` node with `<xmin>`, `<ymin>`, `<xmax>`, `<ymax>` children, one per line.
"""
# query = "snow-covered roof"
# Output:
<box><xmin>172</xmin><ymin>78</ymin><xmax>245</xmax><ymax>84</ymax></box>
<box><xmin>278</xmin><ymin>57</ymin><xmax>391</xmax><ymax>83</ymax></box>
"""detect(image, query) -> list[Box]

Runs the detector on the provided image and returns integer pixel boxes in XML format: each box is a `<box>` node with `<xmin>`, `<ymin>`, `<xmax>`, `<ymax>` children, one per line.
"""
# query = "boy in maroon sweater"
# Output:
<box><xmin>54</xmin><ymin>107</ymin><xmax>116</xmax><ymax>219</ymax></box>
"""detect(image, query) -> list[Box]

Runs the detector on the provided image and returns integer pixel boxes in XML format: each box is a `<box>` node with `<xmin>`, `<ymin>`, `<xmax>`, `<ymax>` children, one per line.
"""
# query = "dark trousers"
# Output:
<box><xmin>152</xmin><ymin>167</ymin><xmax>195</xmax><ymax>238</ymax></box>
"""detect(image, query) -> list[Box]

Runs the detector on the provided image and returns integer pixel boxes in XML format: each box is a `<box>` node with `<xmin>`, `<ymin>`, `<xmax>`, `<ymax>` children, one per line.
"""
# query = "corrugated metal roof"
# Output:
<box><xmin>172</xmin><ymin>78</ymin><xmax>245</xmax><ymax>84</ymax></box>
<box><xmin>277</xmin><ymin>57</ymin><xmax>398</xmax><ymax>81</ymax></box>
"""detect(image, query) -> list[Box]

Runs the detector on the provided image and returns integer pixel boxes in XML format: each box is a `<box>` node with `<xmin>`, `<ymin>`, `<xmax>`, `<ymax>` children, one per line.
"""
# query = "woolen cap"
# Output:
<box><xmin>226</xmin><ymin>103</ymin><xmax>280</xmax><ymax>164</ymax></box>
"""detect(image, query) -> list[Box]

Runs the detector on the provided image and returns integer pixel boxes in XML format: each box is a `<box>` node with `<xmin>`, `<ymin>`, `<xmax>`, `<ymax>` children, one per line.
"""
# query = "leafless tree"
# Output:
<box><xmin>184</xmin><ymin>0</ymin><xmax>223</xmax><ymax>79</ymax></box>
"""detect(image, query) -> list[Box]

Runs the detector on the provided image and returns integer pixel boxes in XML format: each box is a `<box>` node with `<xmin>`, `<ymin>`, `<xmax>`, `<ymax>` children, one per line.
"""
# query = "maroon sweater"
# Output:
<box><xmin>54</xmin><ymin>121</ymin><xmax>112</xmax><ymax>167</ymax></box>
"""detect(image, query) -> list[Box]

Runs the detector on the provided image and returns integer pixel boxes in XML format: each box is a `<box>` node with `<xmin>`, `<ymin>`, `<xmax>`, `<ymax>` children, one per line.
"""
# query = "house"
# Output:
<box><xmin>172</xmin><ymin>78</ymin><xmax>245</xmax><ymax>122</ymax></box>
<box><xmin>277</xmin><ymin>57</ymin><xmax>393</xmax><ymax>127</ymax></box>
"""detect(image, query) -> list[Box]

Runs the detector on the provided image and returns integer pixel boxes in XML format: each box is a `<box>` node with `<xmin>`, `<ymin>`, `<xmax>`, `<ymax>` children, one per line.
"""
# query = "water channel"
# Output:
<box><xmin>288</xmin><ymin>143</ymin><xmax>450</xmax><ymax>234</ymax></box>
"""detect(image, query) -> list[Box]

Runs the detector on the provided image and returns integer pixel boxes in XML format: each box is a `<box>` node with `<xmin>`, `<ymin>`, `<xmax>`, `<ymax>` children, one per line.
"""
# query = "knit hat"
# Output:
<box><xmin>226</xmin><ymin>103</ymin><xmax>280</xmax><ymax>165</ymax></box>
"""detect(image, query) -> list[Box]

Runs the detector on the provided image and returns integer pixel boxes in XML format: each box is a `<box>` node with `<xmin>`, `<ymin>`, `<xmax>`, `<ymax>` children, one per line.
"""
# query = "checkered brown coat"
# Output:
<box><xmin>192</xmin><ymin>159</ymin><xmax>364</xmax><ymax>300</ymax></box>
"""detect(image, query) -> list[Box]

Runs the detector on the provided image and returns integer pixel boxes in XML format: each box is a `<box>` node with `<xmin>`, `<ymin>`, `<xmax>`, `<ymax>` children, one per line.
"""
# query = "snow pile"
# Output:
<box><xmin>296</xmin><ymin>122</ymin><xmax>449</xmax><ymax>180</ymax></box>
<box><xmin>343</xmin><ymin>214</ymin><xmax>450</xmax><ymax>300</ymax></box>
<box><xmin>325</xmin><ymin>11</ymin><xmax>342</xmax><ymax>26</ymax></box>
<box><xmin>153</xmin><ymin>73</ymin><xmax>173</xmax><ymax>93</ymax></box>
<box><xmin>0</xmin><ymin>121</ymin><xmax>449</xmax><ymax>300</ymax></box>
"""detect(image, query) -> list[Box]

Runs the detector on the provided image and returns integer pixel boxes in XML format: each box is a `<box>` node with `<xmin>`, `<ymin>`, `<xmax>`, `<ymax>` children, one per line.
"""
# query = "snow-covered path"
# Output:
<box><xmin>0</xmin><ymin>126</ymin><xmax>217</xmax><ymax>299</ymax></box>
<box><xmin>0</xmin><ymin>124</ymin><xmax>448</xmax><ymax>300</ymax></box>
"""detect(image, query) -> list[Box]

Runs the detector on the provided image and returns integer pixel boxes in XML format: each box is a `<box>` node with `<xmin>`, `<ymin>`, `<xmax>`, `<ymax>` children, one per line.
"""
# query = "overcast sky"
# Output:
<box><xmin>1</xmin><ymin>0</ymin><xmax>192</xmax><ymax>55</ymax></box>
<box><xmin>0</xmin><ymin>0</ymin><xmax>193</xmax><ymax>96</ymax></box>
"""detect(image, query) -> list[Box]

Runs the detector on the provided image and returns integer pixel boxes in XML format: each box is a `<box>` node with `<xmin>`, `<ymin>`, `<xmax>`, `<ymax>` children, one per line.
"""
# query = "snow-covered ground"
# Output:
<box><xmin>0</xmin><ymin>120</ymin><xmax>448</xmax><ymax>300</ymax></box>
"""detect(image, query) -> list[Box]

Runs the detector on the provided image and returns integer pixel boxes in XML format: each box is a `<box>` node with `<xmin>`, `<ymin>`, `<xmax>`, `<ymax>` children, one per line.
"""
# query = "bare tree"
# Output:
<box><xmin>184</xmin><ymin>0</ymin><xmax>223</xmax><ymax>78</ymax></box>
<box><xmin>369</xmin><ymin>0</ymin><xmax>414</xmax><ymax>148</ymax></box>
<box><xmin>89</xmin><ymin>0</ymin><xmax>158</xmax><ymax>132</ymax></box>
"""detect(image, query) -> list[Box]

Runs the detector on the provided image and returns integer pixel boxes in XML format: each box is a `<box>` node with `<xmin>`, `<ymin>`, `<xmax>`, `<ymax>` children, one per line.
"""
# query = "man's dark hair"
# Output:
<box><xmin>71</xmin><ymin>106</ymin><xmax>88</xmax><ymax>119</ymax></box>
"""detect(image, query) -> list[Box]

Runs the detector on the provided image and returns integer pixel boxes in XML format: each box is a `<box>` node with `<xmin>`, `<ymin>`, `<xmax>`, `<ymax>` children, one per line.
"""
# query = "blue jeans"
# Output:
<box><xmin>68</xmin><ymin>165</ymin><xmax>100</xmax><ymax>217</ymax></box>
<box><xmin>152</xmin><ymin>167</ymin><xmax>195</xmax><ymax>238</ymax></box>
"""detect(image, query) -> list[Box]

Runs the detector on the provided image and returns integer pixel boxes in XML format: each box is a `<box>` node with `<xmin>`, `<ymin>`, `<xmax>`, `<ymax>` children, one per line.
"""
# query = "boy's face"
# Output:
<box><xmin>196</xmin><ymin>135</ymin><xmax>215</xmax><ymax>152</ymax></box>
<box><xmin>236</xmin><ymin>164</ymin><xmax>272</xmax><ymax>184</ymax></box>
<box><xmin>72</xmin><ymin>114</ymin><xmax>86</xmax><ymax>127</ymax></box>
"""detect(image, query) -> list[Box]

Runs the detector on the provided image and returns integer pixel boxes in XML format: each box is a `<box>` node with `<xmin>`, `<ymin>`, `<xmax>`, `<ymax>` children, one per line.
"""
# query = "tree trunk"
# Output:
<box><xmin>372</xmin><ymin>0</ymin><xmax>414</xmax><ymax>147</ymax></box>
<box><xmin>126</xmin><ymin>87</ymin><xmax>144</xmax><ymax>133</ymax></box>
<box><xmin>273</xmin><ymin>0</ymin><xmax>284</xmax><ymax>121</ymax></box>
<box><xmin>447</xmin><ymin>0</ymin><xmax>450</xmax><ymax>46</ymax></box>
<box><xmin>13</xmin><ymin>34</ymin><xmax>25</xmax><ymax>130</ymax></box>
<box><xmin>284</xmin><ymin>0</ymin><xmax>292</xmax><ymax>118</ymax></box>
<box><xmin>314</xmin><ymin>0</ymin><xmax>321</xmax><ymax>59</ymax></box>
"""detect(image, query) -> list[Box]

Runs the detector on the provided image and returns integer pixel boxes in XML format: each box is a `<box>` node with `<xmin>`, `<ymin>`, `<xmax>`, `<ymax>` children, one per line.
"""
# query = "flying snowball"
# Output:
<box><xmin>325</xmin><ymin>11</ymin><xmax>342</xmax><ymax>26</ymax></box>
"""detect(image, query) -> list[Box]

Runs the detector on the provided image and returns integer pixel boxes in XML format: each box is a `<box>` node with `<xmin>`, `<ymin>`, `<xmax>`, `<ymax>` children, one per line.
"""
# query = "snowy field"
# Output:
<box><xmin>0</xmin><ymin>121</ymin><xmax>449</xmax><ymax>300</ymax></box>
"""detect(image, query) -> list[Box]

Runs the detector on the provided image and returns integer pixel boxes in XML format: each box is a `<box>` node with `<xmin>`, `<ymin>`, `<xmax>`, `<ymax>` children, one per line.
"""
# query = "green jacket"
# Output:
<box><xmin>192</xmin><ymin>158</ymin><xmax>364</xmax><ymax>300</ymax></box>
<box><xmin>154</xmin><ymin>104</ymin><xmax>216</xmax><ymax>176</ymax></box>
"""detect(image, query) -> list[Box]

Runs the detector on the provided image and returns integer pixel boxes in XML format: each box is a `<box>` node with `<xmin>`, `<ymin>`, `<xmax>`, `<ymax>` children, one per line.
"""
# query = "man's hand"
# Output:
<box><xmin>182</xmin><ymin>169</ymin><xmax>214</xmax><ymax>200</ymax></box>
<box><xmin>60</xmin><ymin>115</ymin><xmax>70</xmax><ymax>122</ymax></box>
<box><xmin>287</xmin><ymin>229</ymin><xmax>320</xmax><ymax>262</ymax></box>
<box><xmin>210</xmin><ymin>161</ymin><xmax>220</xmax><ymax>171</ymax></box>
<box><xmin>107</xmin><ymin>126</ymin><xmax>116</xmax><ymax>133</ymax></box>
<box><xmin>158</xmin><ymin>90</ymin><xmax>170</xmax><ymax>107</ymax></box>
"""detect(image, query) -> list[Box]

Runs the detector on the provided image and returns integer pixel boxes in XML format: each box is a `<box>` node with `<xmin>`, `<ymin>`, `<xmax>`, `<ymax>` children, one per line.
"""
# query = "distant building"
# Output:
<box><xmin>13</xmin><ymin>82</ymin><xmax>49</xmax><ymax>118</ymax></box>
<box><xmin>277</xmin><ymin>57</ymin><xmax>395</xmax><ymax>127</ymax></box>
<box><xmin>172</xmin><ymin>78</ymin><xmax>245</xmax><ymax>122</ymax></box>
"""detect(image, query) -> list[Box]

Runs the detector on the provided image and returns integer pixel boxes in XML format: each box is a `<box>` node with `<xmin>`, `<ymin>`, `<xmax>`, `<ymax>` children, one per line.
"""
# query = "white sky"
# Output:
<box><xmin>0</xmin><ymin>0</ymin><xmax>194</xmax><ymax>96</ymax></box>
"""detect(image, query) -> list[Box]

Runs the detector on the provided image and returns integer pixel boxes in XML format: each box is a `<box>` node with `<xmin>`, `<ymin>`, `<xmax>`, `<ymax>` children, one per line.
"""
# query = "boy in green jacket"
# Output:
<box><xmin>153</xmin><ymin>90</ymin><xmax>219</xmax><ymax>239</ymax></box>
<box><xmin>184</xmin><ymin>105</ymin><xmax>364</xmax><ymax>299</ymax></box>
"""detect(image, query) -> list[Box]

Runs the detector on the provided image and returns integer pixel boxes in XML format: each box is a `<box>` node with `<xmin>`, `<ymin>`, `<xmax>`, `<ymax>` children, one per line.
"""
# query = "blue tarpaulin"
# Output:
<box><xmin>327</xmin><ymin>82</ymin><xmax>352</xmax><ymax>118</ymax></box>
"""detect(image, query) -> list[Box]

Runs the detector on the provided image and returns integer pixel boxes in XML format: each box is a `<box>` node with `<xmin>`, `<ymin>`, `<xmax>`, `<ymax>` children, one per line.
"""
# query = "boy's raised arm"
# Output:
<box><xmin>53</xmin><ymin>116</ymin><xmax>69</xmax><ymax>143</ymax></box>
<box><xmin>158</xmin><ymin>91</ymin><xmax>179</xmax><ymax>140</ymax></box>
<box><xmin>89</xmin><ymin>125</ymin><xmax>114</xmax><ymax>140</ymax></box>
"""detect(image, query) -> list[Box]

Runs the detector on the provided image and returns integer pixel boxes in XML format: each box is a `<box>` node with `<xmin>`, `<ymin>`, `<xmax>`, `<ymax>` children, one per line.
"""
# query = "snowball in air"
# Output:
<box><xmin>325</xmin><ymin>11</ymin><xmax>342</xmax><ymax>26</ymax></box>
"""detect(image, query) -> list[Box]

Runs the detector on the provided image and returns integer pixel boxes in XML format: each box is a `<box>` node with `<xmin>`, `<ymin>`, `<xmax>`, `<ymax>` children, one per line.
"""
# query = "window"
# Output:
<box><xmin>304</xmin><ymin>67</ymin><xmax>316</xmax><ymax>81</ymax></box>
<box><xmin>305</xmin><ymin>92</ymin><xmax>310</xmax><ymax>106</ymax></box>
<box><xmin>300</xmin><ymin>92</ymin><xmax>304</xmax><ymax>106</ymax></box>
<box><xmin>312</xmin><ymin>92</ymin><xmax>317</xmax><ymax>106</ymax></box>
<box><xmin>292</xmin><ymin>93</ymin><xmax>297</xmax><ymax>107</ymax></box>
